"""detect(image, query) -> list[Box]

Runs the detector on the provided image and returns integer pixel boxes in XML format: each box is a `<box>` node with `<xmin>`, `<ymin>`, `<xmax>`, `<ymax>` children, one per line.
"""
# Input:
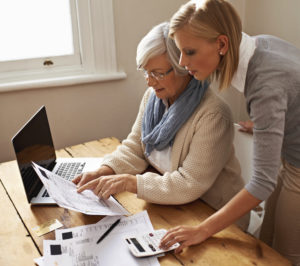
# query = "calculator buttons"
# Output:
<box><xmin>125</xmin><ymin>229</ymin><xmax>180</xmax><ymax>257</ymax></box>
<box><xmin>148</xmin><ymin>244</ymin><xmax>156</xmax><ymax>251</ymax></box>
<box><xmin>130</xmin><ymin>238</ymin><xmax>146</xmax><ymax>252</ymax></box>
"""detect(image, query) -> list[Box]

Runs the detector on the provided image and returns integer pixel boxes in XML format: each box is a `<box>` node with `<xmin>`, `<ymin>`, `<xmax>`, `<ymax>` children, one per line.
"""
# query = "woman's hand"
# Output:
<box><xmin>72</xmin><ymin>170</ymin><xmax>100</xmax><ymax>187</ymax></box>
<box><xmin>238</xmin><ymin>120</ymin><xmax>254</xmax><ymax>134</ymax></box>
<box><xmin>72</xmin><ymin>165</ymin><xmax>115</xmax><ymax>187</ymax></box>
<box><xmin>159</xmin><ymin>224</ymin><xmax>210</xmax><ymax>254</ymax></box>
<box><xmin>160</xmin><ymin>189</ymin><xmax>261</xmax><ymax>254</ymax></box>
<box><xmin>76</xmin><ymin>174</ymin><xmax>137</xmax><ymax>199</ymax></box>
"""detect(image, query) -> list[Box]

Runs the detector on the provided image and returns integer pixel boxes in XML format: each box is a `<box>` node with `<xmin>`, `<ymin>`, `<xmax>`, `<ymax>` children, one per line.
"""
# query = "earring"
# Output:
<box><xmin>219</xmin><ymin>51</ymin><xmax>223</xmax><ymax>55</ymax></box>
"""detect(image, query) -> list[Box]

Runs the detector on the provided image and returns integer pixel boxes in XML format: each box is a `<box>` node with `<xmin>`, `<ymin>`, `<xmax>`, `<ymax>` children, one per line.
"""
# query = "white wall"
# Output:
<box><xmin>0</xmin><ymin>0</ymin><xmax>187</xmax><ymax>162</ymax></box>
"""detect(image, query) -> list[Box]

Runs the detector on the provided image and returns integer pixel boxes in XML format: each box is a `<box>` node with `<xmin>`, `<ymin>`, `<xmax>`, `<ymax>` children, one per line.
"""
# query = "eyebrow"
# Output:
<box><xmin>183</xmin><ymin>47</ymin><xmax>196</xmax><ymax>51</ymax></box>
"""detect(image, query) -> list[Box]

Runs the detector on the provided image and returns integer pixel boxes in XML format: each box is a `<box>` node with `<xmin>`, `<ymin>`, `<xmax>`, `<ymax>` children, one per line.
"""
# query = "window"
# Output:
<box><xmin>0</xmin><ymin>0</ymin><xmax>126</xmax><ymax>92</ymax></box>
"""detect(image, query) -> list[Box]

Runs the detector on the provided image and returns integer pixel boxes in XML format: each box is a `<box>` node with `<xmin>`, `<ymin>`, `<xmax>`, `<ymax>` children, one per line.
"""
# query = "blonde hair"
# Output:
<box><xmin>169</xmin><ymin>0</ymin><xmax>242</xmax><ymax>90</ymax></box>
<box><xmin>136</xmin><ymin>22</ymin><xmax>188</xmax><ymax>76</ymax></box>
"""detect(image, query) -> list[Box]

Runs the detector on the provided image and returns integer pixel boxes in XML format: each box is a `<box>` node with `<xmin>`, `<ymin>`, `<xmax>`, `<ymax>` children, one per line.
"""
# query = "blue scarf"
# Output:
<box><xmin>142</xmin><ymin>78</ymin><xmax>209</xmax><ymax>156</ymax></box>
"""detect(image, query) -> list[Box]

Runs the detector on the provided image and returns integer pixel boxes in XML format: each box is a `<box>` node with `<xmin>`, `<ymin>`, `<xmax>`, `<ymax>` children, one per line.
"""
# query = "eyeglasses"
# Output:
<box><xmin>141</xmin><ymin>67</ymin><xmax>173</xmax><ymax>80</ymax></box>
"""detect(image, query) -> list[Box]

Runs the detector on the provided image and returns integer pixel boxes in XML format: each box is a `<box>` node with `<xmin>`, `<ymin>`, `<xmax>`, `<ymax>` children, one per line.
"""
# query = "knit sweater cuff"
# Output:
<box><xmin>245</xmin><ymin>181</ymin><xmax>274</xmax><ymax>201</ymax></box>
<box><xmin>100</xmin><ymin>158</ymin><xmax>123</xmax><ymax>175</ymax></box>
<box><xmin>136</xmin><ymin>174</ymin><xmax>145</xmax><ymax>199</ymax></box>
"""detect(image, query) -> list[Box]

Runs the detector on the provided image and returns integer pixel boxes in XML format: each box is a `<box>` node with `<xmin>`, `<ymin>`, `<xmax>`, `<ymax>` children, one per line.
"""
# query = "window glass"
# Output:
<box><xmin>0</xmin><ymin>0</ymin><xmax>74</xmax><ymax>62</ymax></box>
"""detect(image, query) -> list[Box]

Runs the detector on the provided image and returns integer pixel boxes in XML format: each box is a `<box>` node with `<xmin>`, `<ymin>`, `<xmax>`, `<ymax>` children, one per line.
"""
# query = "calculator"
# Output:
<box><xmin>124</xmin><ymin>229</ymin><xmax>180</xmax><ymax>257</ymax></box>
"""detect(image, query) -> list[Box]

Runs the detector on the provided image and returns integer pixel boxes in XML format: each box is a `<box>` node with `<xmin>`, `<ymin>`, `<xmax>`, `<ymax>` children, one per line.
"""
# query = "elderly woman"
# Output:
<box><xmin>73</xmin><ymin>22</ymin><xmax>248</xmax><ymax>229</ymax></box>
<box><xmin>160</xmin><ymin>1</ymin><xmax>300</xmax><ymax>264</ymax></box>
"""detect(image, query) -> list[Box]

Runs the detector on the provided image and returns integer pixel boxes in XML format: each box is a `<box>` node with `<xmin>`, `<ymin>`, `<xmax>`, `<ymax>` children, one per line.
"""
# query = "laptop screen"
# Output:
<box><xmin>12</xmin><ymin>106</ymin><xmax>56</xmax><ymax>202</ymax></box>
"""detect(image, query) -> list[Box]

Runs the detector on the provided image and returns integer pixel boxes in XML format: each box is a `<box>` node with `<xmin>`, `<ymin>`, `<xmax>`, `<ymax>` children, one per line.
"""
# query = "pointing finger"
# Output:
<box><xmin>77</xmin><ymin>179</ymin><xmax>98</xmax><ymax>193</ymax></box>
<box><xmin>72</xmin><ymin>174</ymin><xmax>82</xmax><ymax>184</ymax></box>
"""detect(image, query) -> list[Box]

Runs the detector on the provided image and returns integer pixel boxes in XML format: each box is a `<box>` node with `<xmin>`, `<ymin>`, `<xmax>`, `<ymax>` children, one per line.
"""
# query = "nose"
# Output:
<box><xmin>179</xmin><ymin>53</ymin><xmax>188</xmax><ymax>68</ymax></box>
<box><xmin>146</xmin><ymin>75</ymin><xmax>158</xmax><ymax>87</ymax></box>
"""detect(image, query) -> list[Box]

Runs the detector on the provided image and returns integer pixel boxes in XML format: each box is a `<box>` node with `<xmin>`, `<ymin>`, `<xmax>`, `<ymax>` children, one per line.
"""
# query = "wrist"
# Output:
<box><xmin>196</xmin><ymin>222</ymin><xmax>213</xmax><ymax>241</ymax></box>
<box><xmin>96</xmin><ymin>165</ymin><xmax>115</xmax><ymax>176</ymax></box>
<box><xmin>126</xmin><ymin>175</ymin><xmax>137</xmax><ymax>194</ymax></box>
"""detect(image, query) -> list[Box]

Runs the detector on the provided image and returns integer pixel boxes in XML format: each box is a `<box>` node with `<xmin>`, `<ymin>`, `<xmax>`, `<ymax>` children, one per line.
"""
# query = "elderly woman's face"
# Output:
<box><xmin>143</xmin><ymin>53</ymin><xmax>190</xmax><ymax>105</ymax></box>
<box><xmin>173</xmin><ymin>27</ymin><xmax>221</xmax><ymax>81</ymax></box>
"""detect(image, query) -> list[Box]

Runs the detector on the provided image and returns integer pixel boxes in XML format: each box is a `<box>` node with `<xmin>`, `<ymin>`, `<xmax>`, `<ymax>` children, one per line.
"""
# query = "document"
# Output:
<box><xmin>33</xmin><ymin>257</ymin><xmax>44</xmax><ymax>266</ymax></box>
<box><xmin>32</xmin><ymin>162</ymin><xmax>129</xmax><ymax>216</ymax></box>
<box><xmin>43</xmin><ymin>211</ymin><xmax>160</xmax><ymax>266</ymax></box>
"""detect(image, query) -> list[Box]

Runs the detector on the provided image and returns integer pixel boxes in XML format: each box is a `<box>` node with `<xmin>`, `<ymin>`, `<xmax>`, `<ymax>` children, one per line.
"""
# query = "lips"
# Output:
<box><xmin>188</xmin><ymin>70</ymin><xmax>197</xmax><ymax>75</ymax></box>
<box><xmin>185</xmin><ymin>67</ymin><xmax>196</xmax><ymax>76</ymax></box>
<box><xmin>154</xmin><ymin>88</ymin><xmax>164</xmax><ymax>93</ymax></box>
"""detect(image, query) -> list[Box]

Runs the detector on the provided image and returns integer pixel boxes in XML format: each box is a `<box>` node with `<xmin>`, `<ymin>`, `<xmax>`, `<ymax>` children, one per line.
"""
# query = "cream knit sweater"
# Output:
<box><xmin>102</xmin><ymin>87</ymin><xmax>245</xmax><ymax>212</ymax></box>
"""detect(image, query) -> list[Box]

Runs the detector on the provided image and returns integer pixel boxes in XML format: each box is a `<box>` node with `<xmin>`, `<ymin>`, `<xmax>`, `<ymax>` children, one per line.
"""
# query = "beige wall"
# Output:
<box><xmin>244</xmin><ymin>0</ymin><xmax>300</xmax><ymax>48</ymax></box>
<box><xmin>1</xmin><ymin>0</ymin><xmax>299</xmax><ymax>163</ymax></box>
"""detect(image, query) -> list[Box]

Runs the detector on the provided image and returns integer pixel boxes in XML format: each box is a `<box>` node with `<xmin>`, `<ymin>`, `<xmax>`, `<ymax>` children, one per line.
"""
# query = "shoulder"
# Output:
<box><xmin>255</xmin><ymin>35</ymin><xmax>300</xmax><ymax>58</ymax></box>
<box><xmin>143</xmin><ymin>87</ymin><xmax>154</xmax><ymax>99</ymax></box>
<box><xmin>245</xmin><ymin>37</ymin><xmax>300</xmax><ymax>103</ymax></box>
<box><xmin>193</xmin><ymin>88</ymin><xmax>233</xmax><ymax>123</ymax></box>
<box><xmin>247</xmin><ymin>35</ymin><xmax>300</xmax><ymax>86</ymax></box>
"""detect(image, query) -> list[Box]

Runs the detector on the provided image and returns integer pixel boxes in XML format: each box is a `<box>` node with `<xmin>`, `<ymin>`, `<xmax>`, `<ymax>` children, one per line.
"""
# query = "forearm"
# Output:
<box><xmin>199</xmin><ymin>188</ymin><xmax>261</xmax><ymax>238</ymax></box>
<box><xmin>125</xmin><ymin>175</ymin><xmax>137</xmax><ymax>194</ymax></box>
<box><xmin>101</xmin><ymin>133</ymin><xmax>150</xmax><ymax>175</ymax></box>
<box><xmin>160</xmin><ymin>188</ymin><xmax>262</xmax><ymax>253</ymax></box>
<box><xmin>137</xmin><ymin>171</ymin><xmax>214</xmax><ymax>205</ymax></box>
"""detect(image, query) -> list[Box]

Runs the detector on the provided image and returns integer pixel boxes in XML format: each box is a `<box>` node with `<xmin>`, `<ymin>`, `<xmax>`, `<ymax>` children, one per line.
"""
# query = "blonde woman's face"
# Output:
<box><xmin>174</xmin><ymin>28</ymin><xmax>221</xmax><ymax>81</ymax></box>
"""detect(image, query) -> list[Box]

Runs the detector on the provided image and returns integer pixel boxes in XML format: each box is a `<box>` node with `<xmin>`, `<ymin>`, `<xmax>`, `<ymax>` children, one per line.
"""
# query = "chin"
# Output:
<box><xmin>154</xmin><ymin>92</ymin><xmax>165</xmax><ymax>99</ymax></box>
<box><xmin>192</xmin><ymin>73</ymin><xmax>201</xmax><ymax>80</ymax></box>
<box><xmin>193</xmin><ymin>73</ymin><xmax>207</xmax><ymax>81</ymax></box>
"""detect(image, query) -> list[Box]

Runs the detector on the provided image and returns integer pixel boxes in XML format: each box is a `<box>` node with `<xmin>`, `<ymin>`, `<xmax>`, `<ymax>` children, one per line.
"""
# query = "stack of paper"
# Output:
<box><xmin>32</xmin><ymin>162</ymin><xmax>129</xmax><ymax>216</ymax></box>
<box><xmin>35</xmin><ymin>211</ymin><xmax>160</xmax><ymax>266</ymax></box>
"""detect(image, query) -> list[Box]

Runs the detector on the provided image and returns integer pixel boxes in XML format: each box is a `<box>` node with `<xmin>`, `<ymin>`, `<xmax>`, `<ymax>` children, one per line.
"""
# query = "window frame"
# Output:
<box><xmin>0</xmin><ymin>0</ymin><xmax>126</xmax><ymax>93</ymax></box>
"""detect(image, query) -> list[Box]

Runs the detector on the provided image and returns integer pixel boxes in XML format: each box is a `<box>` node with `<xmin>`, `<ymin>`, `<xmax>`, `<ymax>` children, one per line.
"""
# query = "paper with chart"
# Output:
<box><xmin>32</xmin><ymin>162</ymin><xmax>129</xmax><ymax>216</ymax></box>
<box><xmin>43</xmin><ymin>211</ymin><xmax>160</xmax><ymax>266</ymax></box>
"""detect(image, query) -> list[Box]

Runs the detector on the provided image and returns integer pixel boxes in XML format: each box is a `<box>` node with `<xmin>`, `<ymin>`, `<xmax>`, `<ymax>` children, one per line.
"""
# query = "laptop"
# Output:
<box><xmin>12</xmin><ymin>106</ymin><xmax>102</xmax><ymax>205</ymax></box>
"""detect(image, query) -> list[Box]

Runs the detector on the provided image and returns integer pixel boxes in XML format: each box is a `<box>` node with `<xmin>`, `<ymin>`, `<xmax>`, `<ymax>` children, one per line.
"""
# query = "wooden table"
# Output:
<box><xmin>0</xmin><ymin>138</ymin><xmax>291</xmax><ymax>266</ymax></box>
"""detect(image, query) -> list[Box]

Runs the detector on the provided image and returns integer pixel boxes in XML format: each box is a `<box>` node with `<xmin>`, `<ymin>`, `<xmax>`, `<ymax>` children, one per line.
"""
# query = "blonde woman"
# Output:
<box><xmin>160</xmin><ymin>1</ymin><xmax>300</xmax><ymax>264</ymax></box>
<box><xmin>74</xmin><ymin>22</ymin><xmax>249</xmax><ymax>229</ymax></box>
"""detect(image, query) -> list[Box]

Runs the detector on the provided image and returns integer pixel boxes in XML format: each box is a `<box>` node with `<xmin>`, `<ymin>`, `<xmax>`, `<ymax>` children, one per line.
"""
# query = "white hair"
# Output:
<box><xmin>136</xmin><ymin>22</ymin><xmax>188</xmax><ymax>76</ymax></box>
<box><xmin>191</xmin><ymin>0</ymin><xmax>207</xmax><ymax>10</ymax></box>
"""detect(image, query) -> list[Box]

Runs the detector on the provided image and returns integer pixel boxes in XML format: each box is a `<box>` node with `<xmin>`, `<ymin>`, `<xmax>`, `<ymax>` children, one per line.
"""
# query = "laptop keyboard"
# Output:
<box><xmin>55</xmin><ymin>162</ymin><xmax>86</xmax><ymax>180</ymax></box>
<box><xmin>22</xmin><ymin>167</ymin><xmax>43</xmax><ymax>198</ymax></box>
<box><xmin>42</xmin><ymin>189</ymin><xmax>49</xmax><ymax>197</ymax></box>
<box><xmin>42</xmin><ymin>162</ymin><xmax>86</xmax><ymax>198</ymax></box>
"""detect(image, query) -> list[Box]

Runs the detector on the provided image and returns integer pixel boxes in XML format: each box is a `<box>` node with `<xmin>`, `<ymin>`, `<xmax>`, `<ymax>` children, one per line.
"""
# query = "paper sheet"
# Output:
<box><xmin>33</xmin><ymin>257</ymin><xmax>44</xmax><ymax>266</ymax></box>
<box><xmin>55</xmin><ymin>212</ymin><xmax>152</xmax><ymax>240</ymax></box>
<box><xmin>32</xmin><ymin>162</ymin><xmax>129</xmax><ymax>216</ymax></box>
<box><xmin>43</xmin><ymin>211</ymin><xmax>160</xmax><ymax>266</ymax></box>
